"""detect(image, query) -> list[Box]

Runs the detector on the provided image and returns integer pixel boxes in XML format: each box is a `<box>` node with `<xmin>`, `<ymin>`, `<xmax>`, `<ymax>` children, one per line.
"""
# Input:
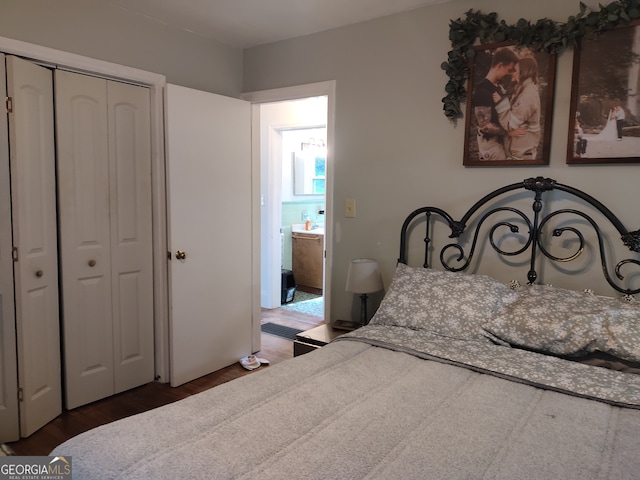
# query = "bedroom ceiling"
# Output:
<box><xmin>106</xmin><ymin>0</ymin><xmax>453</xmax><ymax>48</ymax></box>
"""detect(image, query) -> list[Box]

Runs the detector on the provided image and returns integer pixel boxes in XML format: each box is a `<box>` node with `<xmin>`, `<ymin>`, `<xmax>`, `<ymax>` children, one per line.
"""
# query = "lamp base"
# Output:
<box><xmin>359</xmin><ymin>293</ymin><xmax>369</xmax><ymax>326</ymax></box>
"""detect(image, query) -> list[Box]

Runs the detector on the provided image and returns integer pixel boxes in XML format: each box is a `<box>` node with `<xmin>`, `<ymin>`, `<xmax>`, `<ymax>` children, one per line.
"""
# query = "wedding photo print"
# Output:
<box><xmin>568</xmin><ymin>21</ymin><xmax>640</xmax><ymax>164</ymax></box>
<box><xmin>463</xmin><ymin>43</ymin><xmax>556</xmax><ymax>166</ymax></box>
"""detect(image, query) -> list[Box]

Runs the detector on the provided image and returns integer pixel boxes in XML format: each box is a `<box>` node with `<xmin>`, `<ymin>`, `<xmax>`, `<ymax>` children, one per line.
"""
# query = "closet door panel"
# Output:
<box><xmin>0</xmin><ymin>53</ymin><xmax>19</xmax><ymax>442</ymax></box>
<box><xmin>6</xmin><ymin>56</ymin><xmax>62</xmax><ymax>436</ymax></box>
<box><xmin>107</xmin><ymin>81</ymin><xmax>154</xmax><ymax>393</ymax></box>
<box><xmin>55</xmin><ymin>70</ymin><xmax>114</xmax><ymax>409</ymax></box>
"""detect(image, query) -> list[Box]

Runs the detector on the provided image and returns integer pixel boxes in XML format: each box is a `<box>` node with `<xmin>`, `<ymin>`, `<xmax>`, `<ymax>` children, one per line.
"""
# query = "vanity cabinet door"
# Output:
<box><xmin>292</xmin><ymin>233</ymin><xmax>323</xmax><ymax>292</ymax></box>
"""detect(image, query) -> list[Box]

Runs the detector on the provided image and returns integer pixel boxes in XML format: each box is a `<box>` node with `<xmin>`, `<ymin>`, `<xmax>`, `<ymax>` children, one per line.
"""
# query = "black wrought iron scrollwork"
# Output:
<box><xmin>439</xmin><ymin>244</ymin><xmax>465</xmax><ymax>271</ymax></box>
<box><xmin>439</xmin><ymin>207</ymin><xmax>532</xmax><ymax>272</ymax></box>
<box><xmin>523</xmin><ymin>176</ymin><xmax>556</xmax><ymax>193</ymax></box>
<box><xmin>546</xmin><ymin>227</ymin><xmax>584</xmax><ymax>262</ymax></box>
<box><xmin>398</xmin><ymin>177</ymin><xmax>640</xmax><ymax>295</ymax></box>
<box><xmin>616</xmin><ymin>259</ymin><xmax>640</xmax><ymax>281</ymax></box>
<box><xmin>488</xmin><ymin>219</ymin><xmax>532</xmax><ymax>257</ymax></box>
<box><xmin>449</xmin><ymin>220</ymin><xmax>466</xmax><ymax>238</ymax></box>
<box><xmin>622</xmin><ymin>230</ymin><xmax>640</xmax><ymax>253</ymax></box>
<box><xmin>534</xmin><ymin>208</ymin><xmax>633</xmax><ymax>293</ymax></box>
<box><xmin>537</xmin><ymin>211</ymin><xmax>587</xmax><ymax>263</ymax></box>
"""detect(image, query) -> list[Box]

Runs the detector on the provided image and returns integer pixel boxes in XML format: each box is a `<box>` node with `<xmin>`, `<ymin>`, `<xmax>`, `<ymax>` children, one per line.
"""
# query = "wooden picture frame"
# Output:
<box><xmin>463</xmin><ymin>43</ymin><xmax>556</xmax><ymax>166</ymax></box>
<box><xmin>567</xmin><ymin>21</ymin><xmax>640</xmax><ymax>164</ymax></box>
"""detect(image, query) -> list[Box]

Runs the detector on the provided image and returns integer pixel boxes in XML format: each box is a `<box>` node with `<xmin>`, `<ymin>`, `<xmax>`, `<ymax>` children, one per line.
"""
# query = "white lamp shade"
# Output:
<box><xmin>345</xmin><ymin>258</ymin><xmax>383</xmax><ymax>294</ymax></box>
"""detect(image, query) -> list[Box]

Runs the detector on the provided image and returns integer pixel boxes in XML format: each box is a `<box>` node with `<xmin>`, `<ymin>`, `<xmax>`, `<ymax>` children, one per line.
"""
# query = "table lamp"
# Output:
<box><xmin>345</xmin><ymin>258</ymin><xmax>384</xmax><ymax>325</ymax></box>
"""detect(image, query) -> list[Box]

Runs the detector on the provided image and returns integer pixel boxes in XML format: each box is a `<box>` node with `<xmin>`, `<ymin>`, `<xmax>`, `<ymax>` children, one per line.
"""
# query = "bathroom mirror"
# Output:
<box><xmin>293</xmin><ymin>151</ymin><xmax>325</xmax><ymax>195</ymax></box>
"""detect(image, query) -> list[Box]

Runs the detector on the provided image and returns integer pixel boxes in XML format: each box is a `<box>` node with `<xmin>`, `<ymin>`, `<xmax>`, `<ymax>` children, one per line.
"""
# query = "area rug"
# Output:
<box><xmin>261</xmin><ymin>322</ymin><xmax>304</xmax><ymax>340</ymax></box>
<box><xmin>288</xmin><ymin>291</ymin><xmax>319</xmax><ymax>303</ymax></box>
<box><xmin>281</xmin><ymin>297</ymin><xmax>323</xmax><ymax>317</ymax></box>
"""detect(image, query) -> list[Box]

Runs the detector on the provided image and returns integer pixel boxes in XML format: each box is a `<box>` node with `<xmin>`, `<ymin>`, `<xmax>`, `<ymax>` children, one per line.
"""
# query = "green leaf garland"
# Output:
<box><xmin>442</xmin><ymin>0</ymin><xmax>640</xmax><ymax>122</ymax></box>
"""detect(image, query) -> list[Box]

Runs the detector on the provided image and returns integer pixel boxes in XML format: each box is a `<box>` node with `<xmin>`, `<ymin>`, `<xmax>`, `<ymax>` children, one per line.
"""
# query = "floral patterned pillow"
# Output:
<box><xmin>482</xmin><ymin>284</ymin><xmax>640</xmax><ymax>362</ymax></box>
<box><xmin>369</xmin><ymin>263</ymin><xmax>515</xmax><ymax>342</ymax></box>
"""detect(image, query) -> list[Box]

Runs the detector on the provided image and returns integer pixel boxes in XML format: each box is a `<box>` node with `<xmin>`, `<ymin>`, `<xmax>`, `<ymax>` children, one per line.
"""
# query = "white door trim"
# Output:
<box><xmin>243</xmin><ymin>81</ymin><xmax>336</xmax><ymax>324</ymax></box>
<box><xmin>0</xmin><ymin>35</ymin><xmax>170</xmax><ymax>383</ymax></box>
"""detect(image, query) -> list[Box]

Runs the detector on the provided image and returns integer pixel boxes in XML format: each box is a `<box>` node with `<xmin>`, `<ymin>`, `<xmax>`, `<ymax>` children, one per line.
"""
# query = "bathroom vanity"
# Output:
<box><xmin>291</xmin><ymin>225</ymin><xmax>324</xmax><ymax>294</ymax></box>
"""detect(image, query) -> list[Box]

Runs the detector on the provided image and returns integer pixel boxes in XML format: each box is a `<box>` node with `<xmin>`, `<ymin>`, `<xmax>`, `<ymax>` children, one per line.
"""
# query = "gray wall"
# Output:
<box><xmin>1</xmin><ymin>0</ymin><xmax>637</xmax><ymax>322</ymax></box>
<box><xmin>0</xmin><ymin>0</ymin><xmax>242</xmax><ymax>96</ymax></box>
<box><xmin>243</xmin><ymin>0</ymin><xmax>640</xmax><ymax>321</ymax></box>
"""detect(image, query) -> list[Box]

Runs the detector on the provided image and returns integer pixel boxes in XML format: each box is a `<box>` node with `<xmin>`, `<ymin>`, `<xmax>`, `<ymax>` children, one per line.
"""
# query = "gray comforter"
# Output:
<box><xmin>52</xmin><ymin>325</ymin><xmax>640</xmax><ymax>479</ymax></box>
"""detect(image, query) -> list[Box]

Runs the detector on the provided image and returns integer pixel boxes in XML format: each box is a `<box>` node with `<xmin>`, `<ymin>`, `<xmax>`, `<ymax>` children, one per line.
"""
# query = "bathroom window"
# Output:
<box><xmin>312</xmin><ymin>157</ymin><xmax>325</xmax><ymax>194</ymax></box>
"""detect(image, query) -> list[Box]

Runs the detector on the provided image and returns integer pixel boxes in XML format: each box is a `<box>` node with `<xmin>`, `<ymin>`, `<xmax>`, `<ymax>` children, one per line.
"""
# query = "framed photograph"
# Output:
<box><xmin>568</xmin><ymin>21</ymin><xmax>640</xmax><ymax>164</ymax></box>
<box><xmin>463</xmin><ymin>43</ymin><xmax>556</xmax><ymax>166</ymax></box>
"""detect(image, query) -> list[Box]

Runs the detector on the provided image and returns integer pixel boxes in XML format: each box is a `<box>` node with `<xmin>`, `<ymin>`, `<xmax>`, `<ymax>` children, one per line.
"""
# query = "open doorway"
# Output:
<box><xmin>258</xmin><ymin>97</ymin><xmax>328</xmax><ymax>321</ymax></box>
<box><xmin>243</xmin><ymin>80</ymin><xmax>335</xmax><ymax>350</ymax></box>
<box><xmin>280</xmin><ymin>127</ymin><xmax>326</xmax><ymax>316</ymax></box>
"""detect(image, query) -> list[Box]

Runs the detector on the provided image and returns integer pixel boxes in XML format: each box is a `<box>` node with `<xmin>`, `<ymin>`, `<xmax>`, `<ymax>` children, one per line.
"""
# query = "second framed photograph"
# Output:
<box><xmin>567</xmin><ymin>21</ymin><xmax>640</xmax><ymax>164</ymax></box>
<box><xmin>463</xmin><ymin>43</ymin><xmax>556</xmax><ymax>166</ymax></box>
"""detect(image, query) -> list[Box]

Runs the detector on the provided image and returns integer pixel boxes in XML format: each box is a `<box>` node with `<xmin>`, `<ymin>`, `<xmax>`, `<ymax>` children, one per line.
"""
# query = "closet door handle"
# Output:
<box><xmin>88</xmin><ymin>259</ymin><xmax>96</xmax><ymax>267</ymax></box>
<box><xmin>35</xmin><ymin>269</ymin><xmax>43</xmax><ymax>278</ymax></box>
<box><xmin>175</xmin><ymin>250</ymin><xmax>187</xmax><ymax>260</ymax></box>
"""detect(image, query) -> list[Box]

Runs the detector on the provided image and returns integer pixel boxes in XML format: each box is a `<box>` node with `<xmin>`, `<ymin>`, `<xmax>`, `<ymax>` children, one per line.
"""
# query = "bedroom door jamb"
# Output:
<box><xmin>243</xmin><ymin>81</ymin><xmax>336</xmax><ymax>329</ymax></box>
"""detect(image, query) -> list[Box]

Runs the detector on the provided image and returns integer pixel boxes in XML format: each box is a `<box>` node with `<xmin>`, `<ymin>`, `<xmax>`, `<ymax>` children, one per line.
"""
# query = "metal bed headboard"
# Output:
<box><xmin>398</xmin><ymin>177</ymin><xmax>640</xmax><ymax>295</ymax></box>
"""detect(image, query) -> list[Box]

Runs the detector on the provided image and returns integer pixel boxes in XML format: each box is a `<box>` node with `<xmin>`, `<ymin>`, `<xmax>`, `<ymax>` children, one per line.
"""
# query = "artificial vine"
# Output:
<box><xmin>441</xmin><ymin>0</ymin><xmax>640</xmax><ymax>121</ymax></box>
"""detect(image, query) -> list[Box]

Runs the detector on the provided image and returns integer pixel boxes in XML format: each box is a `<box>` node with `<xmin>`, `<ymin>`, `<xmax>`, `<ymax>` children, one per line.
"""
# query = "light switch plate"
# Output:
<box><xmin>344</xmin><ymin>198</ymin><xmax>356</xmax><ymax>217</ymax></box>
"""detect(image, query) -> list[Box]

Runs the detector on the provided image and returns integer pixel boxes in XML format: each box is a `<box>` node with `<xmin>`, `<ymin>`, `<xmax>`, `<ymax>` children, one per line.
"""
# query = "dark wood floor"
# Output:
<box><xmin>7</xmin><ymin>307</ymin><xmax>322</xmax><ymax>456</ymax></box>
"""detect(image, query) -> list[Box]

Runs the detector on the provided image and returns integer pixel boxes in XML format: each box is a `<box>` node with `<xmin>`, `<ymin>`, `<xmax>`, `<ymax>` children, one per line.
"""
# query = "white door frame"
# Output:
<box><xmin>0</xmin><ymin>35</ymin><xmax>170</xmax><ymax>382</ymax></box>
<box><xmin>243</xmin><ymin>81</ymin><xmax>336</xmax><ymax>326</ymax></box>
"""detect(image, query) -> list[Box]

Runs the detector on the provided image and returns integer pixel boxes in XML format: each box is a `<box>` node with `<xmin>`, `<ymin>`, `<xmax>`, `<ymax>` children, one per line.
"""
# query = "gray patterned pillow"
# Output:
<box><xmin>369</xmin><ymin>263</ymin><xmax>515</xmax><ymax>342</ymax></box>
<box><xmin>483</xmin><ymin>284</ymin><xmax>640</xmax><ymax>362</ymax></box>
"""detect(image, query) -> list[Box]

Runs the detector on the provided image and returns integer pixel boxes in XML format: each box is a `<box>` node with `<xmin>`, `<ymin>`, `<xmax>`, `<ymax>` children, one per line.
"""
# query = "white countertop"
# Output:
<box><xmin>292</xmin><ymin>224</ymin><xmax>324</xmax><ymax>235</ymax></box>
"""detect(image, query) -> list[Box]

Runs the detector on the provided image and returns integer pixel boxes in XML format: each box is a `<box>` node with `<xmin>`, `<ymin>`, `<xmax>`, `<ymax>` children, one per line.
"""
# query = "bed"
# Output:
<box><xmin>52</xmin><ymin>176</ymin><xmax>640</xmax><ymax>479</ymax></box>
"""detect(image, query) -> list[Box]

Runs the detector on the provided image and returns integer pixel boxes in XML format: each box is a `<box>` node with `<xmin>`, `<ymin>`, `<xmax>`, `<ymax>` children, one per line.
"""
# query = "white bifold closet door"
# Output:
<box><xmin>55</xmin><ymin>70</ymin><xmax>154</xmax><ymax>409</ymax></box>
<box><xmin>0</xmin><ymin>53</ymin><xmax>20</xmax><ymax>443</ymax></box>
<box><xmin>0</xmin><ymin>53</ymin><xmax>18</xmax><ymax>442</ymax></box>
<box><xmin>5</xmin><ymin>56</ymin><xmax>62</xmax><ymax>437</ymax></box>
